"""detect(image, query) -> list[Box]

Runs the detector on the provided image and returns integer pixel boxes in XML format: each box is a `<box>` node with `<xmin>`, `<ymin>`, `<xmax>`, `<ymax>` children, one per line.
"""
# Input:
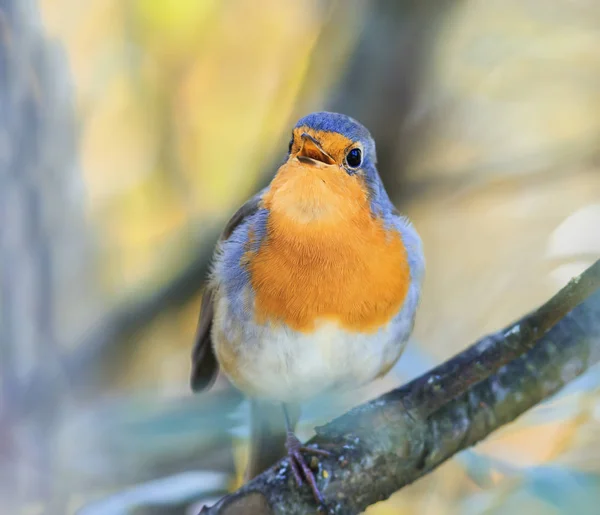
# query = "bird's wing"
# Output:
<box><xmin>190</xmin><ymin>191</ymin><xmax>265</xmax><ymax>392</ymax></box>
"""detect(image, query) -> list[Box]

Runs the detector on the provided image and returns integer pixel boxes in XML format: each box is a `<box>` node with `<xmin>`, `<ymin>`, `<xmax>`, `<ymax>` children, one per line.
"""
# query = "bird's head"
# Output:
<box><xmin>264</xmin><ymin>112</ymin><xmax>389</xmax><ymax>224</ymax></box>
<box><xmin>287</xmin><ymin>111</ymin><xmax>376</xmax><ymax>175</ymax></box>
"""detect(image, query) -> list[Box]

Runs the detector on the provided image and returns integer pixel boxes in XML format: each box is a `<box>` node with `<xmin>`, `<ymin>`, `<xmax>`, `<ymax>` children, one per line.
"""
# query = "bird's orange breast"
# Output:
<box><xmin>247</xmin><ymin>160</ymin><xmax>410</xmax><ymax>333</ymax></box>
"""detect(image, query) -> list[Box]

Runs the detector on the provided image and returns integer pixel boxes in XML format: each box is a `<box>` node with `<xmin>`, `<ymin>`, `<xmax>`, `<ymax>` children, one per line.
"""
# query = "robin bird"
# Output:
<box><xmin>190</xmin><ymin>112</ymin><xmax>424</xmax><ymax>504</ymax></box>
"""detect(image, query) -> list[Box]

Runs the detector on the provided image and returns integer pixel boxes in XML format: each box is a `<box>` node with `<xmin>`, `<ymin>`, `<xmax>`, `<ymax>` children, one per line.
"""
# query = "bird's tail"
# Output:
<box><xmin>246</xmin><ymin>399</ymin><xmax>299</xmax><ymax>480</ymax></box>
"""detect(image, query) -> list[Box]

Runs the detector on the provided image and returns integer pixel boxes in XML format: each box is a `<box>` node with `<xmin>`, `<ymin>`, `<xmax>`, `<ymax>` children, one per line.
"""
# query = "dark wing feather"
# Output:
<box><xmin>190</xmin><ymin>287</ymin><xmax>218</xmax><ymax>391</ymax></box>
<box><xmin>190</xmin><ymin>192</ymin><xmax>264</xmax><ymax>392</ymax></box>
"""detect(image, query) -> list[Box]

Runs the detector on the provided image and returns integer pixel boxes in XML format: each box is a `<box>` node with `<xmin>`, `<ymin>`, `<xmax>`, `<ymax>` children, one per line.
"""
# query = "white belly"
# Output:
<box><xmin>212</xmin><ymin>297</ymin><xmax>409</xmax><ymax>404</ymax></box>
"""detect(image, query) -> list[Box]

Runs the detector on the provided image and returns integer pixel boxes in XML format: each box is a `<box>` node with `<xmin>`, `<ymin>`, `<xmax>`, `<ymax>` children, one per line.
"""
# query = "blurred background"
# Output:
<box><xmin>1</xmin><ymin>0</ymin><xmax>600</xmax><ymax>513</ymax></box>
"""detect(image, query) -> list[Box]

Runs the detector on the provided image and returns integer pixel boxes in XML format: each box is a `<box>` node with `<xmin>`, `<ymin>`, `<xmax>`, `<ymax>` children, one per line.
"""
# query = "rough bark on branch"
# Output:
<box><xmin>202</xmin><ymin>259</ymin><xmax>600</xmax><ymax>515</ymax></box>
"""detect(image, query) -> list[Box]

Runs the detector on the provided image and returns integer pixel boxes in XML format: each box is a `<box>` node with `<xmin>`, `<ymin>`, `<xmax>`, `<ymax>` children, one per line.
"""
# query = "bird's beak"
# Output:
<box><xmin>296</xmin><ymin>133</ymin><xmax>336</xmax><ymax>166</ymax></box>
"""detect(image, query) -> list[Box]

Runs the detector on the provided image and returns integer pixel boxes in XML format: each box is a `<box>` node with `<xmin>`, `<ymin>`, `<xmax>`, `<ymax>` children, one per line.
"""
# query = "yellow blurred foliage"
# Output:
<box><xmin>133</xmin><ymin>0</ymin><xmax>218</xmax><ymax>61</ymax></box>
<box><xmin>40</xmin><ymin>0</ymin><xmax>357</xmax><ymax>297</ymax></box>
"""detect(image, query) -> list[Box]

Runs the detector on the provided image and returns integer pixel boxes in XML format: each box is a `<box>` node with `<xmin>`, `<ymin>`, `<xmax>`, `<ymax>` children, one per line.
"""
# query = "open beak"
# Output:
<box><xmin>296</xmin><ymin>133</ymin><xmax>336</xmax><ymax>165</ymax></box>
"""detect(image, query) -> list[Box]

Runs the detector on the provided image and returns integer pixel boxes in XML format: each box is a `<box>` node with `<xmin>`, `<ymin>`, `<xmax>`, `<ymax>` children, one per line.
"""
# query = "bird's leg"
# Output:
<box><xmin>282</xmin><ymin>403</ymin><xmax>331</xmax><ymax>505</ymax></box>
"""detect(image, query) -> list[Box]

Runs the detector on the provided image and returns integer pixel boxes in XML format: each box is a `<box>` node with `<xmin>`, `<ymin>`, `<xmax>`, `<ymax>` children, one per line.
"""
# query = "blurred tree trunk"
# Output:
<box><xmin>329</xmin><ymin>0</ymin><xmax>454</xmax><ymax>191</ymax></box>
<box><xmin>0</xmin><ymin>0</ymin><xmax>97</xmax><ymax>511</ymax></box>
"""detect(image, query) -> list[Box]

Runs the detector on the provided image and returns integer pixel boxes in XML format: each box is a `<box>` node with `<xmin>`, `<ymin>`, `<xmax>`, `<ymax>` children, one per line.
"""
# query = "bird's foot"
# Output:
<box><xmin>285</xmin><ymin>431</ymin><xmax>332</xmax><ymax>505</ymax></box>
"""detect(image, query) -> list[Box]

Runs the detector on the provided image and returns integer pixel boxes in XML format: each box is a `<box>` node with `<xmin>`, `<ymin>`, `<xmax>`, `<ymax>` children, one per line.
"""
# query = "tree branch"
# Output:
<box><xmin>404</xmin><ymin>258</ymin><xmax>600</xmax><ymax>417</ymax></box>
<box><xmin>202</xmin><ymin>259</ymin><xmax>600</xmax><ymax>515</ymax></box>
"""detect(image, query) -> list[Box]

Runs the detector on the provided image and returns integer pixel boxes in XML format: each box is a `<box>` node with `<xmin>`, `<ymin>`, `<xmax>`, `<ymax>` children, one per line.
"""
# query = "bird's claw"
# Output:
<box><xmin>285</xmin><ymin>432</ymin><xmax>329</xmax><ymax>505</ymax></box>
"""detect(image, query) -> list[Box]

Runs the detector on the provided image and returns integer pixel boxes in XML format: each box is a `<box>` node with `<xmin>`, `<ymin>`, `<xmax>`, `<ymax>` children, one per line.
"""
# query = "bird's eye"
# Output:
<box><xmin>346</xmin><ymin>148</ymin><xmax>362</xmax><ymax>168</ymax></box>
